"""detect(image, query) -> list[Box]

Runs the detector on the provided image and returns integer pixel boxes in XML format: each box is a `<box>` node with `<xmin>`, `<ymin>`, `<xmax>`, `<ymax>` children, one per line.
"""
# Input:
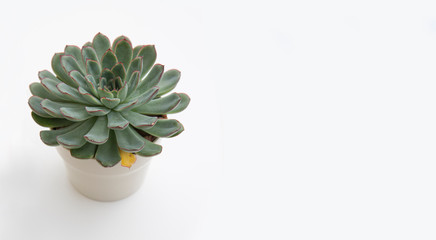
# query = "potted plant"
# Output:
<box><xmin>28</xmin><ymin>33</ymin><xmax>190</xmax><ymax>201</ymax></box>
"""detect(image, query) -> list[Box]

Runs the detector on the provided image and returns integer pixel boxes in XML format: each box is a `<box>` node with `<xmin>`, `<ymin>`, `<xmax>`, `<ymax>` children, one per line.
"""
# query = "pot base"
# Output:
<box><xmin>57</xmin><ymin>147</ymin><xmax>153</xmax><ymax>202</ymax></box>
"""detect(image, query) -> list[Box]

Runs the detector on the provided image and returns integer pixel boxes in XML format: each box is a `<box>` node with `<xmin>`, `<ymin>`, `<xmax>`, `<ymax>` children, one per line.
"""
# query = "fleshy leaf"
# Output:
<box><xmin>92</xmin><ymin>33</ymin><xmax>111</xmax><ymax>60</ymax></box>
<box><xmin>30</xmin><ymin>82</ymin><xmax>64</xmax><ymax>102</ymax></box>
<box><xmin>107</xmin><ymin>111</ymin><xmax>129</xmax><ymax>130</ymax></box>
<box><xmin>101</xmin><ymin>97</ymin><xmax>120</xmax><ymax>109</ymax></box>
<box><xmin>78</xmin><ymin>87</ymin><xmax>102</xmax><ymax>105</ymax></box>
<box><xmin>114</xmin><ymin>39</ymin><xmax>133</xmax><ymax>70</ymax></box>
<box><xmin>114</xmin><ymin>125</ymin><xmax>145</xmax><ymax>152</ymax></box>
<box><xmin>137</xmin><ymin>45</ymin><xmax>157</xmax><ymax>79</ymax></box>
<box><xmin>82</xmin><ymin>46</ymin><xmax>99</xmax><ymax>64</ymax></box>
<box><xmin>101</xmin><ymin>69</ymin><xmax>115</xmax><ymax>82</ymax></box>
<box><xmin>136</xmin><ymin>139</ymin><xmax>162</xmax><ymax>157</ymax></box>
<box><xmin>84</xmin><ymin>116</ymin><xmax>110</xmax><ymax>144</ymax></box>
<box><xmin>56</xmin><ymin>82</ymin><xmax>88</xmax><ymax>104</ymax></box>
<box><xmin>101</xmin><ymin>49</ymin><xmax>118</xmax><ymax>70</ymax></box>
<box><xmin>132</xmin><ymin>45</ymin><xmax>143</xmax><ymax>57</ymax></box>
<box><xmin>86</xmin><ymin>59</ymin><xmax>101</xmax><ymax>80</ymax></box>
<box><xmin>69</xmin><ymin>70</ymin><xmax>92</xmax><ymax>92</ymax></box>
<box><xmin>97</xmin><ymin>86</ymin><xmax>113</xmax><ymax>98</ymax></box>
<box><xmin>95</xmin><ymin>130</ymin><xmax>121</xmax><ymax>167</ymax></box>
<box><xmin>85</xmin><ymin>106</ymin><xmax>111</xmax><ymax>116</ymax></box>
<box><xmin>57</xmin><ymin>118</ymin><xmax>96</xmax><ymax>149</ymax></box>
<box><xmin>31</xmin><ymin>112</ymin><xmax>74</xmax><ymax>128</ymax></box>
<box><xmin>29</xmin><ymin>96</ymin><xmax>54</xmax><ymax>118</ymax></box>
<box><xmin>111</xmin><ymin>62</ymin><xmax>126</xmax><ymax>81</ymax></box>
<box><xmin>51</xmin><ymin>53</ymin><xmax>79</xmax><ymax>87</ymax></box>
<box><xmin>38</xmin><ymin>70</ymin><xmax>57</xmax><ymax>81</ymax></box>
<box><xmin>126</xmin><ymin>57</ymin><xmax>142</xmax><ymax>81</ymax></box>
<box><xmin>64</xmin><ymin>45</ymin><xmax>85</xmax><ymax>69</ymax></box>
<box><xmin>60</xmin><ymin>106</ymin><xmax>93</xmax><ymax>122</ymax></box>
<box><xmin>133</xmin><ymin>64</ymin><xmax>164</xmax><ymax>97</ymax></box>
<box><xmin>144</xmin><ymin>119</ymin><xmax>182</xmax><ymax>138</ymax></box>
<box><xmin>117</xmin><ymin>86</ymin><xmax>159</xmax><ymax>112</ymax></box>
<box><xmin>168</xmin><ymin>93</ymin><xmax>191</xmax><ymax>114</ymax></box>
<box><xmin>41</xmin><ymin>99</ymin><xmax>84</xmax><ymax>118</ymax></box>
<box><xmin>126</xmin><ymin>71</ymin><xmax>140</xmax><ymax>96</ymax></box>
<box><xmin>121</xmin><ymin>111</ymin><xmax>157</xmax><ymax>130</ymax></box>
<box><xmin>157</xmin><ymin>69</ymin><xmax>180</xmax><ymax>97</ymax></box>
<box><xmin>40</xmin><ymin>123</ymin><xmax>81</xmax><ymax>146</ymax></box>
<box><xmin>70</xmin><ymin>142</ymin><xmax>97</xmax><ymax>159</ymax></box>
<box><xmin>133</xmin><ymin>92</ymin><xmax>181</xmax><ymax>115</ymax></box>
<box><xmin>41</xmin><ymin>78</ymin><xmax>69</xmax><ymax>100</ymax></box>
<box><xmin>168</xmin><ymin>123</ymin><xmax>184</xmax><ymax>137</ymax></box>
<box><xmin>117</xmin><ymin>83</ymin><xmax>128</xmax><ymax>102</ymax></box>
<box><xmin>112</xmin><ymin>36</ymin><xmax>131</xmax><ymax>50</ymax></box>
<box><xmin>61</xmin><ymin>55</ymin><xmax>84</xmax><ymax>75</ymax></box>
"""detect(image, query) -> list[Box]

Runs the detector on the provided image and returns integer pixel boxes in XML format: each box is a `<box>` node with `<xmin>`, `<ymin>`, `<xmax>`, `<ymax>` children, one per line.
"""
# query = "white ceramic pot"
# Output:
<box><xmin>56</xmin><ymin>145</ymin><xmax>157</xmax><ymax>202</ymax></box>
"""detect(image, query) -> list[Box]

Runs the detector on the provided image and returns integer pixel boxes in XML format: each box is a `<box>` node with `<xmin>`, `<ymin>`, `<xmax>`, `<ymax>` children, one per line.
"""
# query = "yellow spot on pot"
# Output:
<box><xmin>120</xmin><ymin>149</ymin><xmax>136</xmax><ymax>168</ymax></box>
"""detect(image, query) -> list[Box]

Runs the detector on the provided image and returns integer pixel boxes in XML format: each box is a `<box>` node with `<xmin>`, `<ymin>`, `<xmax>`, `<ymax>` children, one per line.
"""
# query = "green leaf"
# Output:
<box><xmin>144</xmin><ymin>119</ymin><xmax>182</xmax><ymax>138</ymax></box>
<box><xmin>84</xmin><ymin>116</ymin><xmax>110</xmax><ymax>144</ymax></box>
<box><xmin>168</xmin><ymin>93</ymin><xmax>191</xmax><ymax>114</ymax></box>
<box><xmin>132</xmin><ymin>45</ymin><xmax>143</xmax><ymax>57</ymax></box>
<box><xmin>114</xmin><ymin>125</ymin><xmax>145</xmax><ymax>152</ymax></box>
<box><xmin>86</xmin><ymin>59</ymin><xmax>101</xmax><ymax>80</ymax></box>
<box><xmin>51</xmin><ymin>53</ymin><xmax>79</xmax><ymax>88</ymax></box>
<box><xmin>78</xmin><ymin>87</ymin><xmax>102</xmax><ymax>105</ymax></box>
<box><xmin>157</xmin><ymin>69</ymin><xmax>180</xmax><ymax>97</ymax></box>
<box><xmin>69</xmin><ymin>70</ymin><xmax>92</xmax><ymax>93</ymax></box>
<box><xmin>117</xmin><ymin>86</ymin><xmax>159</xmax><ymax>112</ymax></box>
<box><xmin>56</xmin><ymin>82</ymin><xmax>88</xmax><ymax>104</ymax></box>
<box><xmin>31</xmin><ymin>112</ymin><xmax>74</xmax><ymax>128</ymax></box>
<box><xmin>107</xmin><ymin>111</ymin><xmax>129</xmax><ymax>130</ymax></box>
<box><xmin>136</xmin><ymin>139</ymin><xmax>162</xmax><ymax>156</ymax></box>
<box><xmin>81</xmin><ymin>46</ymin><xmax>99</xmax><ymax>64</ymax></box>
<box><xmin>29</xmin><ymin>96</ymin><xmax>54</xmax><ymax>118</ymax></box>
<box><xmin>101</xmin><ymin>49</ymin><xmax>118</xmax><ymax>70</ymax></box>
<box><xmin>101</xmin><ymin>97</ymin><xmax>120</xmax><ymax>109</ymax></box>
<box><xmin>97</xmin><ymin>86</ymin><xmax>113</xmax><ymax>98</ymax></box>
<box><xmin>61</xmin><ymin>55</ymin><xmax>84</xmax><ymax>75</ymax></box>
<box><xmin>168</xmin><ymin>123</ymin><xmax>184</xmax><ymax>137</ymax></box>
<box><xmin>117</xmin><ymin>83</ymin><xmax>128</xmax><ymax>102</ymax></box>
<box><xmin>126</xmin><ymin>71</ymin><xmax>140</xmax><ymax>96</ymax></box>
<box><xmin>83</xmin><ymin>42</ymin><xmax>92</xmax><ymax>47</ymax></box>
<box><xmin>38</xmin><ymin>70</ymin><xmax>57</xmax><ymax>81</ymax></box>
<box><xmin>126</xmin><ymin>57</ymin><xmax>142</xmax><ymax>81</ymax></box>
<box><xmin>133</xmin><ymin>92</ymin><xmax>181</xmax><ymax>115</ymax></box>
<box><xmin>60</xmin><ymin>106</ymin><xmax>93</xmax><ymax>122</ymax></box>
<box><xmin>64</xmin><ymin>45</ymin><xmax>85</xmax><ymax>69</ymax></box>
<box><xmin>57</xmin><ymin>118</ymin><xmax>96</xmax><ymax>149</ymax></box>
<box><xmin>40</xmin><ymin>123</ymin><xmax>81</xmax><ymax>146</ymax></box>
<box><xmin>40</xmin><ymin>78</ymin><xmax>69</xmax><ymax>101</ymax></box>
<box><xmin>121</xmin><ymin>111</ymin><xmax>157</xmax><ymax>130</ymax></box>
<box><xmin>85</xmin><ymin>74</ymin><xmax>99</xmax><ymax>96</ymax></box>
<box><xmin>111</xmin><ymin>62</ymin><xmax>126</xmax><ymax>81</ymax></box>
<box><xmin>137</xmin><ymin>45</ymin><xmax>156</xmax><ymax>79</ymax></box>
<box><xmin>114</xmin><ymin>39</ymin><xmax>133</xmax><ymax>70</ymax></box>
<box><xmin>41</xmin><ymin>99</ymin><xmax>84</xmax><ymax>118</ymax></box>
<box><xmin>70</xmin><ymin>142</ymin><xmax>97</xmax><ymax>159</ymax></box>
<box><xmin>112</xmin><ymin>35</ymin><xmax>131</xmax><ymax>50</ymax></box>
<box><xmin>92</xmin><ymin>33</ymin><xmax>111</xmax><ymax>60</ymax></box>
<box><xmin>86</xmin><ymin>106</ymin><xmax>111</xmax><ymax>116</ymax></box>
<box><xmin>95</xmin><ymin>130</ymin><xmax>121</xmax><ymax>167</ymax></box>
<box><xmin>133</xmin><ymin>64</ymin><xmax>164</xmax><ymax>97</ymax></box>
<box><xmin>30</xmin><ymin>82</ymin><xmax>64</xmax><ymax>102</ymax></box>
<box><xmin>101</xmin><ymin>69</ymin><xmax>115</xmax><ymax>82</ymax></box>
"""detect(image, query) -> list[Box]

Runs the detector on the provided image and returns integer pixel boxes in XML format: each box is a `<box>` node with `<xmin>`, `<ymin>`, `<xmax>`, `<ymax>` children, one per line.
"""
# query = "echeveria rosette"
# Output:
<box><xmin>28</xmin><ymin>33</ymin><xmax>190</xmax><ymax>167</ymax></box>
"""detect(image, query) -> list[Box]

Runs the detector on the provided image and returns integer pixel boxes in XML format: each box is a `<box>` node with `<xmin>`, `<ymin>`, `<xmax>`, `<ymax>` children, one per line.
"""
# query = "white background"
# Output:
<box><xmin>1</xmin><ymin>0</ymin><xmax>436</xmax><ymax>239</ymax></box>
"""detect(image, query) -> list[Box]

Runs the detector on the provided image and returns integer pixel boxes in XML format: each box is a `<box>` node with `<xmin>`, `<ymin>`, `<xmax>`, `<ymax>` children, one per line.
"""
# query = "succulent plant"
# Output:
<box><xmin>28</xmin><ymin>33</ymin><xmax>190</xmax><ymax>167</ymax></box>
